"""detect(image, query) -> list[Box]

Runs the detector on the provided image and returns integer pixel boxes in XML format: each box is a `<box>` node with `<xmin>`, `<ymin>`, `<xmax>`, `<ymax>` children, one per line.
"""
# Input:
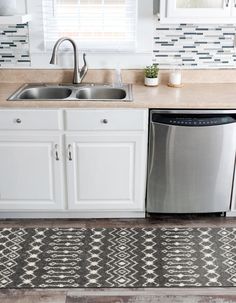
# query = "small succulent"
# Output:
<box><xmin>145</xmin><ymin>65</ymin><xmax>159</xmax><ymax>79</ymax></box>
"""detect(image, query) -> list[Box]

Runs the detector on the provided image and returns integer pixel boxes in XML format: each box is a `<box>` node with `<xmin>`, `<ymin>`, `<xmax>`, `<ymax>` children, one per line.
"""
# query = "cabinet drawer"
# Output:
<box><xmin>0</xmin><ymin>110</ymin><xmax>62</xmax><ymax>130</ymax></box>
<box><xmin>65</xmin><ymin>109</ymin><xmax>148</xmax><ymax>131</ymax></box>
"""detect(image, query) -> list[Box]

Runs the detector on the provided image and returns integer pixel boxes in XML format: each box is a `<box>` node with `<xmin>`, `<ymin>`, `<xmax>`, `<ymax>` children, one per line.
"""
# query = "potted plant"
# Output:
<box><xmin>144</xmin><ymin>65</ymin><xmax>159</xmax><ymax>87</ymax></box>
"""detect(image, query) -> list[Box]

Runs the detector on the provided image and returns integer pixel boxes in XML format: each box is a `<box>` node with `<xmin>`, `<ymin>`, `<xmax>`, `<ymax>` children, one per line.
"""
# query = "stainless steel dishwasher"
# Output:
<box><xmin>147</xmin><ymin>110</ymin><xmax>236</xmax><ymax>214</ymax></box>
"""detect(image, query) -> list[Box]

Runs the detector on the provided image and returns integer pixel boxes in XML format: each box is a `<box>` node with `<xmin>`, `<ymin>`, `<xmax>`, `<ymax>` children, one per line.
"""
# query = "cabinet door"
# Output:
<box><xmin>0</xmin><ymin>135</ymin><xmax>64</xmax><ymax>210</ymax></box>
<box><xmin>231</xmin><ymin>1</ymin><xmax>236</xmax><ymax>16</ymax></box>
<box><xmin>161</xmin><ymin>0</ymin><xmax>231</xmax><ymax>21</ymax></box>
<box><xmin>66</xmin><ymin>133</ymin><xmax>147</xmax><ymax>211</ymax></box>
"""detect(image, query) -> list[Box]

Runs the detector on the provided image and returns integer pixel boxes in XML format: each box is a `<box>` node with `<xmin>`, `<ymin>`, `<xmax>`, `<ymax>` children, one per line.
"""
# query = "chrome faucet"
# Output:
<box><xmin>50</xmin><ymin>37</ymin><xmax>88</xmax><ymax>84</ymax></box>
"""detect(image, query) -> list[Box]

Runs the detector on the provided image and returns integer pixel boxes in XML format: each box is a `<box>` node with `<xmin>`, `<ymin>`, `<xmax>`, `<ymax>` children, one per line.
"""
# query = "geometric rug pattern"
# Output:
<box><xmin>0</xmin><ymin>227</ymin><xmax>235</xmax><ymax>288</ymax></box>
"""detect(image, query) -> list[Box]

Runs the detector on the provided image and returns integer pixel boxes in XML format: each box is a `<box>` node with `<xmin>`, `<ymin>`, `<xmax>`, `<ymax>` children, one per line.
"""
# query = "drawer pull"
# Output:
<box><xmin>68</xmin><ymin>144</ymin><xmax>73</xmax><ymax>161</ymax></box>
<box><xmin>15</xmin><ymin>118</ymin><xmax>22</xmax><ymax>124</ymax></box>
<box><xmin>55</xmin><ymin>144</ymin><xmax>59</xmax><ymax>161</ymax></box>
<box><xmin>101</xmin><ymin>119</ymin><xmax>108</xmax><ymax>124</ymax></box>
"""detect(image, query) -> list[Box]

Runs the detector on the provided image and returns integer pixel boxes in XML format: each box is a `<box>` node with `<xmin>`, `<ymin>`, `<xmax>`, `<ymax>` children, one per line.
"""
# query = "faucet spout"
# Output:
<box><xmin>50</xmin><ymin>37</ymin><xmax>81</xmax><ymax>84</ymax></box>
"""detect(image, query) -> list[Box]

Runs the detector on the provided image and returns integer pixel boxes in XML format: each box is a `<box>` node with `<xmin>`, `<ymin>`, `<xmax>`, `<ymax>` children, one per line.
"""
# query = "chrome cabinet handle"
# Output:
<box><xmin>15</xmin><ymin>118</ymin><xmax>22</xmax><ymax>124</ymax></box>
<box><xmin>234</xmin><ymin>0</ymin><xmax>236</xmax><ymax>7</ymax></box>
<box><xmin>225</xmin><ymin>0</ymin><xmax>229</xmax><ymax>7</ymax></box>
<box><xmin>68</xmin><ymin>144</ymin><xmax>72</xmax><ymax>161</ymax></box>
<box><xmin>101</xmin><ymin>119</ymin><xmax>108</xmax><ymax>124</ymax></box>
<box><xmin>55</xmin><ymin>144</ymin><xmax>59</xmax><ymax>161</ymax></box>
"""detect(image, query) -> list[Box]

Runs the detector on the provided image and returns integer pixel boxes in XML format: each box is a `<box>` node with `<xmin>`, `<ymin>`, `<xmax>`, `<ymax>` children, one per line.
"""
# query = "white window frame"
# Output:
<box><xmin>26</xmin><ymin>0</ymin><xmax>153</xmax><ymax>69</ymax></box>
<box><xmin>42</xmin><ymin>0</ymin><xmax>138</xmax><ymax>52</ymax></box>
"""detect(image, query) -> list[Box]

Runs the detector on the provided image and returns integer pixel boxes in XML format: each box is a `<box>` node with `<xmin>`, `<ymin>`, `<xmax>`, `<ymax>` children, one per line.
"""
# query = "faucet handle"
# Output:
<box><xmin>80</xmin><ymin>53</ymin><xmax>88</xmax><ymax>81</ymax></box>
<box><xmin>83</xmin><ymin>53</ymin><xmax>87</xmax><ymax>66</ymax></box>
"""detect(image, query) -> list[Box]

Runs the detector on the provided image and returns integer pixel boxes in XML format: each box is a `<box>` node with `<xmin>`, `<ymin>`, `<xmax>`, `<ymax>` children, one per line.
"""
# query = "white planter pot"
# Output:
<box><xmin>144</xmin><ymin>77</ymin><xmax>159</xmax><ymax>87</ymax></box>
<box><xmin>0</xmin><ymin>0</ymin><xmax>16</xmax><ymax>16</ymax></box>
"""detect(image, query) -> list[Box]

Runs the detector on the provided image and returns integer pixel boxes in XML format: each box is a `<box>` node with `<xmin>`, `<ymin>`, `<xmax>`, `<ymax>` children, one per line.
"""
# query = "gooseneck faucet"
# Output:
<box><xmin>50</xmin><ymin>37</ymin><xmax>88</xmax><ymax>84</ymax></box>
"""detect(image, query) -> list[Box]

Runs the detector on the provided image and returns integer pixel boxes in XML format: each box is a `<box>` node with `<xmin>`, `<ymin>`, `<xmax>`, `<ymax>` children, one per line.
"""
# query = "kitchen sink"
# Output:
<box><xmin>8</xmin><ymin>83</ymin><xmax>133</xmax><ymax>102</ymax></box>
<box><xmin>76</xmin><ymin>87</ymin><xmax>127</xmax><ymax>100</ymax></box>
<box><xmin>16</xmin><ymin>87</ymin><xmax>73</xmax><ymax>100</ymax></box>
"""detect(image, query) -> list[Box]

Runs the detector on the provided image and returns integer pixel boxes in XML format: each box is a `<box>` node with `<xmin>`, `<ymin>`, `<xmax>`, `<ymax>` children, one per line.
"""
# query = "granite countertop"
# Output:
<box><xmin>1</xmin><ymin>82</ymin><xmax>236</xmax><ymax>109</ymax></box>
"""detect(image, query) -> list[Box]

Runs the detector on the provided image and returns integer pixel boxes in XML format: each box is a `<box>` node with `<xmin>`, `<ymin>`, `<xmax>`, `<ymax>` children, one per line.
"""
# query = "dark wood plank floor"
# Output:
<box><xmin>0</xmin><ymin>214</ymin><xmax>235</xmax><ymax>228</ymax></box>
<box><xmin>0</xmin><ymin>216</ymin><xmax>235</xmax><ymax>303</ymax></box>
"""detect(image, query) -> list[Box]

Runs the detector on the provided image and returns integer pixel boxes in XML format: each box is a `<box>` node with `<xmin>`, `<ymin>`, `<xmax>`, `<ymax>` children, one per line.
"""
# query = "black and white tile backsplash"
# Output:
<box><xmin>1</xmin><ymin>20</ymin><xmax>236</xmax><ymax>69</ymax></box>
<box><xmin>153</xmin><ymin>21</ymin><xmax>236</xmax><ymax>68</ymax></box>
<box><xmin>0</xmin><ymin>23</ymin><xmax>30</xmax><ymax>67</ymax></box>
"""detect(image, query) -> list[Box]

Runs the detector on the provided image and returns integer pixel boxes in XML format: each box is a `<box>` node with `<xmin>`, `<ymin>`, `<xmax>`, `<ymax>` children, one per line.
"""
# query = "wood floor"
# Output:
<box><xmin>1</xmin><ymin>289</ymin><xmax>236</xmax><ymax>303</ymax></box>
<box><xmin>0</xmin><ymin>216</ymin><xmax>236</xmax><ymax>303</ymax></box>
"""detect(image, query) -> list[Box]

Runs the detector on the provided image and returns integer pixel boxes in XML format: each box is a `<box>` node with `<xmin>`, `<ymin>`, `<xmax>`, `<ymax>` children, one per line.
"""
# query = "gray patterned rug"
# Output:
<box><xmin>0</xmin><ymin>227</ymin><xmax>236</xmax><ymax>288</ymax></box>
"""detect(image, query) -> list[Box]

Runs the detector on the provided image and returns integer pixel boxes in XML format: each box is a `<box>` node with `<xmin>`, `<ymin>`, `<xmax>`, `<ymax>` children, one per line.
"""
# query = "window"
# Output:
<box><xmin>42</xmin><ymin>0</ymin><xmax>137</xmax><ymax>51</ymax></box>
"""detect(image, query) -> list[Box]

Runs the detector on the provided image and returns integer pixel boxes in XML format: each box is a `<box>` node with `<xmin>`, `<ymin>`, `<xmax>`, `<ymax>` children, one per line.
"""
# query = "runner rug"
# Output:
<box><xmin>0</xmin><ymin>227</ymin><xmax>235</xmax><ymax>288</ymax></box>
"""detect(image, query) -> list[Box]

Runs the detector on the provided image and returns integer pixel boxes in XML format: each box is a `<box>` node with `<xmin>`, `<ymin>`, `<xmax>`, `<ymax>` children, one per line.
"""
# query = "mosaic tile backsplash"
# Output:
<box><xmin>1</xmin><ymin>20</ymin><xmax>236</xmax><ymax>69</ymax></box>
<box><xmin>0</xmin><ymin>23</ymin><xmax>30</xmax><ymax>67</ymax></box>
<box><xmin>153</xmin><ymin>20</ymin><xmax>236</xmax><ymax>68</ymax></box>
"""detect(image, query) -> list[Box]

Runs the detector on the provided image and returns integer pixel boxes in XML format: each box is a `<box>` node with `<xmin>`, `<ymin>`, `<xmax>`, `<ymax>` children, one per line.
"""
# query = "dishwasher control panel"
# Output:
<box><xmin>152</xmin><ymin>114</ymin><xmax>236</xmax><ymax>126</ymax></box>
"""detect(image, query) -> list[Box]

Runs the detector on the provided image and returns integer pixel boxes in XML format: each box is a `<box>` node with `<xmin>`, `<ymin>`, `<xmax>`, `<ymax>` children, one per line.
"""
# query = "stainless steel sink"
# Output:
<box><xmin>16</xmin><ymin>87</ymin><xmax>73</xmax><ymax>100</ymax></box>
<box><xmin>76</xmin><ymin>87</ymin><xmax>127</xmax><ymax>100</ymax></box>
<box><xmin>8</xmin><ymin>83</ymin><xmax>133</xmax><ymax>102</ymax></box>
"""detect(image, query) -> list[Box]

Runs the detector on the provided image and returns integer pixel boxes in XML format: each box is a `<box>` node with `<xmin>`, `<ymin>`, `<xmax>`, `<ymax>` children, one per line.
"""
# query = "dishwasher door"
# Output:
<box><xmin>147</xmin><ymin>112</ymin><xmax>236</xmax><ymax>213</ymax></box>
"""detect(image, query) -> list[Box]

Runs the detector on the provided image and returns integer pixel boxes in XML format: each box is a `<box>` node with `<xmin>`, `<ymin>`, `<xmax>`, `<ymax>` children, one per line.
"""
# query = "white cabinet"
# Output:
<box><xmin>0</xmin><ymin>15</ymin><xmax>31</xmax><ymax>25</ymax></box>
<box><xmin>232</xmin><ymin>2</ymin><xmax>236</xmax><ymax>17</ymax></box>
<box><xmin>229</xmin><ymin>168</ymin><xmax>236</xmax><ymax>216</ymax></box>
<box><xmin>0</xmin><ymin>110</ymin><xmax>62</xmax><ymax>130</ymax></box>
<box><xmin>0</xmin><ymin>134</ymin><xmax>64</xmax><ymax>210</ymax></box>
<box><xmin>65</xmin><ymin>109</ymin><xmax>148</xmax><ymax>213</ymax></box>
<box><xmin>160</xmin><ymin>0</ymin><xmax>236</xmax><ymax>23</ymax></box>
<box><xmin>231</xmin><ymin>195</ymin><xmax>236</xmax><ymax>214</ymax></box>
<box><xmin>66</xmin><ymin>133</ymin><xmax>146</xmax><ymax>212</ymax></box>
<box><xmin>65</xmin><ymin>109</ymin><xmax>147</xmax><ymax>131</ymax></box>
<box><xmin>0</xmin><ymin>109</ymin><xmax>148</xmax><ymax>218</ymax></box>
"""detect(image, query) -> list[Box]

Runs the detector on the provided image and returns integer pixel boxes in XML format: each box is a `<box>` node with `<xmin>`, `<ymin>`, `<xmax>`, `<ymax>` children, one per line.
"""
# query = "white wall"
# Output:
<box><xmin>17</xmin><ymin>0</ymin><xmax>26</xmax><ymax>14</ymax></box>
<box><xmin>26</xmin><ymin>0</ymin><xmax>154</xmax><ymax>69</ymax></box>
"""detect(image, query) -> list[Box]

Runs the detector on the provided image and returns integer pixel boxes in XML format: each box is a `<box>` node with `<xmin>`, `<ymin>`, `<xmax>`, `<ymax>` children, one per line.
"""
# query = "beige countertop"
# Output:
<box><xmin>1</xmin><ymin>82</ymin><xmax>236</xmax><ymax>109</ymax></box>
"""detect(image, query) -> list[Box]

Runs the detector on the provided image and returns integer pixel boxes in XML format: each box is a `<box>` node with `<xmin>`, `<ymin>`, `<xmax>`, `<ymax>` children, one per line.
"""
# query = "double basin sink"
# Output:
<box><xmin>8</xmin><ymin>83</ymin><xmax>133</xmax><ymax>102</ymax></box>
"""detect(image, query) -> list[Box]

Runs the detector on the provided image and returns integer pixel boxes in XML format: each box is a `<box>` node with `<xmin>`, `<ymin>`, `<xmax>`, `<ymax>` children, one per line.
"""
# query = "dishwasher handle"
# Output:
<box><xmin>151</xmin><ymin>113</ymin><xmax>236</xmax><ymax>127</ymax></box>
